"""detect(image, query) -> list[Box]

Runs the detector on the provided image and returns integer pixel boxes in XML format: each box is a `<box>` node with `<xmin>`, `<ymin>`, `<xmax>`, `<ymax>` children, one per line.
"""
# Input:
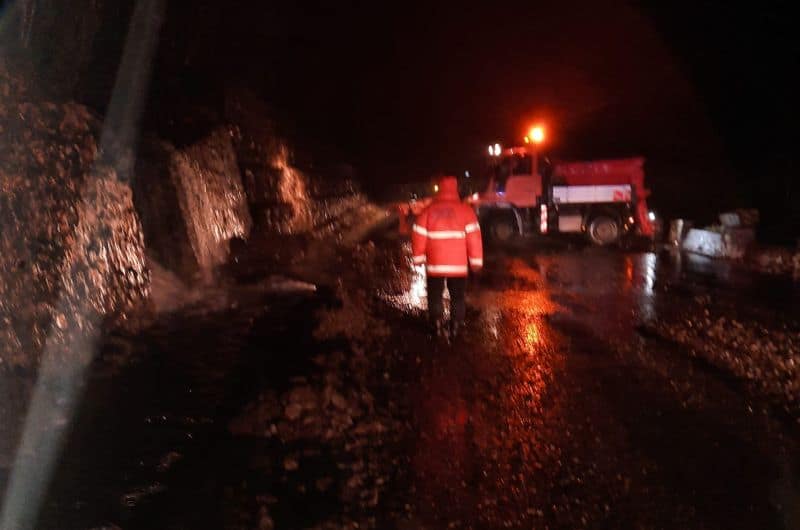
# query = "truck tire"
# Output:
<box><xmin>487</xmin><ymin>214</ymin><xmax>517</xmax><ymax>244</ymax></box>
<box><xmin>587</xmin><ymin>215</ymin><xmax>620</xmax><ymax>245</ymax></box>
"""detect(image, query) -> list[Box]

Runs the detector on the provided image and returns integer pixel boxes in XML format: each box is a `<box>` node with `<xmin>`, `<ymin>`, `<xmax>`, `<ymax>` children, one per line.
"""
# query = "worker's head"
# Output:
<box><xmin>436</xmin><ymin>175</ymin><xmax>459</xmax><ymax>200</ymax></box>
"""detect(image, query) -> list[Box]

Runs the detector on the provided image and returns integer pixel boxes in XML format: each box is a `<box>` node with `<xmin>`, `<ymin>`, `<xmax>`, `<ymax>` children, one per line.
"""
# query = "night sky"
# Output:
<box><xmin>19</xmin><ymin>0</ymin><xmax>795</xmax><ymax>237</ymax></box>
<box><xmin>171</xmin><ymin>1</ymin><xmax>794</xmax><ymax>235</ymax></box>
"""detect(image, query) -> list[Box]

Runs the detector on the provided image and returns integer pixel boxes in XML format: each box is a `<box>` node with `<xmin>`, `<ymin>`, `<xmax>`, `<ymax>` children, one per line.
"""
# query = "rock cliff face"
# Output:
<box><xmin>225</xmin><ymin>88</ymin><xmax>369</xmax><ymax>242</ymax></box>
<box><xmin>1</xmin><ymin>60</ymin><xmax>371</xmax><ymax>367</ymax></box>
<box><xmin>1</xmin><ymin>63</ymin><xmax>148</xmax><ymax>367</ymax></box>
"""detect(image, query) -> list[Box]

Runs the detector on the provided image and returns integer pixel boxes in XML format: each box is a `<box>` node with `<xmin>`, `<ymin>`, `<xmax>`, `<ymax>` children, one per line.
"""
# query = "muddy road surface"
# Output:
<box><xmin>3</xmin><ymin>233</ymin><xmax>800</xmax><ymax>529</ymax></box>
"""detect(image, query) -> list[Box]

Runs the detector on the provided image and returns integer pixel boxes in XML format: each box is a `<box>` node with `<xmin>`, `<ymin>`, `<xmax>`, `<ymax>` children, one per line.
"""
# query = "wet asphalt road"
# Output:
<box><xmin>8</xmin><ymin>236</ymin><xmax>800</xmax><ymax>529</ymax></box>
<box><xmin>397</xmin><ymin>244</ymin><xmax>800</xmax><ymax>529</ymax></box>
<box><xmin>420</xmin><ymin>249</ymin><xmax>800</xmax><ymax>528</ymax></box>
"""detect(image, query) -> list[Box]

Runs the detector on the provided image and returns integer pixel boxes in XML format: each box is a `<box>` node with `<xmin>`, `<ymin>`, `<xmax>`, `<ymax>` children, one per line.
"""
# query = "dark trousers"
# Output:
<box><xmin>426</xmin><ymin>276</ymin><xmax>466</xmax><ymax>324</ymax></box>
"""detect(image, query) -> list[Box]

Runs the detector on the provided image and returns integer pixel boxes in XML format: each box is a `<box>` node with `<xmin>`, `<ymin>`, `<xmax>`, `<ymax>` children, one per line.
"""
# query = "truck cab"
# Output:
<box><xmin>481</xmin><ymin>150</ymin><xmax>543</xmax><ymax>207</ymax></box>
<box><xmin>471</xmin><ymin>147</ymin><xmax>654</xmax><ymax>245</ymax></box>
<box><xmin>469</xmin><ymin>149</ymin><xmax>542</xmax><ymax>241</ymax></box>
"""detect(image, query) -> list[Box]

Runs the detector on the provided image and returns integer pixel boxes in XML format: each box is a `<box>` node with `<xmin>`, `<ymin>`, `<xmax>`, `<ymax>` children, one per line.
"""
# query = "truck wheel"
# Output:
<box><xmin>488</xmin><ymin>216</ymin><xmax>517</xmax><ymax>244</ymax></box>
<box><xmin>587</xmin><ymin>215</ymin><xmax>620</xmax><ymax>245</ymax></box>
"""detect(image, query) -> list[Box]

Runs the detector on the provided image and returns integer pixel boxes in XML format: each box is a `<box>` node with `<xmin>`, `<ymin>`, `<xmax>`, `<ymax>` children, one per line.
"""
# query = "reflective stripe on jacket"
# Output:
<box><xmin>411</xmin><ymin>177</ymin><xmax>483</xmax><ymax>277</ymax></box>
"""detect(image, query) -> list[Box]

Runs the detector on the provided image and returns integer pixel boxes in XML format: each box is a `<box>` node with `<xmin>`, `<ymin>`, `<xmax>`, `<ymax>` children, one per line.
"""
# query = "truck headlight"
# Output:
<box><xmin>648</xmin><ymin>211</ymin><xmax>656</xmax><ymax>222</ymax></box>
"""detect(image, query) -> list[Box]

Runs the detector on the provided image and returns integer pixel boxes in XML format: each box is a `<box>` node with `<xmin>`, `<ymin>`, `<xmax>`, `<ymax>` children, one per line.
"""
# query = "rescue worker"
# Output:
<box><xmin>411</xmin><ymin>176</ymin><xmax>483</xmax><ymax>339</ymax></box>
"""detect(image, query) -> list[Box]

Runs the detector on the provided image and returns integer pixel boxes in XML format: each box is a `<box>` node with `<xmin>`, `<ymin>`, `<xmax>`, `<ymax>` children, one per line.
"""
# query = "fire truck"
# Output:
<box><xmin>470</xmin><ymin>145</ymin><xmax>655</xmax><ymax>245</ymax></box>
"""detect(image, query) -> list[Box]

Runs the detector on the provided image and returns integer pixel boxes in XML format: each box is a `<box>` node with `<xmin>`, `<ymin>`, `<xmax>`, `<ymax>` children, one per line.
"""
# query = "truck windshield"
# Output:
<box><xmin>490</xmin><ymin>154</ymin><xmax>533</xmax><ymax>191</ymax></box>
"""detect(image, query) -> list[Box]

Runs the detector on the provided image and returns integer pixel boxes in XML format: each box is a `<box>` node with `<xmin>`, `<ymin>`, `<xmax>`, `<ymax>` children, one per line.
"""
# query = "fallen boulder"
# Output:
<box><xmin>134</xmin><ymin>128</ymin><xmax>252</xmax><ymax>284</ymax></box>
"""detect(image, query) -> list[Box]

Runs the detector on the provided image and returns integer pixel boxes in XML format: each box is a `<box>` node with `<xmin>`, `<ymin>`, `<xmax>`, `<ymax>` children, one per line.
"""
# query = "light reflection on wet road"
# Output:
<box><xmin>401</xmin><ymin>246</ymin><xmax>800</xmax><ymax>529</ymax></box>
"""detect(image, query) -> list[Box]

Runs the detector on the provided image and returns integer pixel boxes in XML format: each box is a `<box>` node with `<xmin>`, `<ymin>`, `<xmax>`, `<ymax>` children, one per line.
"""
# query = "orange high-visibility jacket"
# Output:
<box><xmin>411</xmin><ymin>177</ymin><xmax>483</xmax><ymax>277</ymax></box>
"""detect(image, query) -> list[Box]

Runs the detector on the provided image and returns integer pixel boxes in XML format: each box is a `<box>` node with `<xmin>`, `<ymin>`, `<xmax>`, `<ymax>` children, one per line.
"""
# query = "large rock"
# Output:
<box><xmin>225</xmin><ymin>89</ymin><xmax>313</xmax><ymax>236</ymax></box>
<box><xmin>134</xmin><ymin>128</ymin><xmax>252</xmax><ymax>284</ymax></box>
<box><xmin>225</xmin><ymin>88</ymin><xmax>369</xmax><ymax>239</ymax></box>
<box><xmin>1</xmin><ymin>78</ymin><xmax>148</xmax><ymax>367</ymax></box>
<box><xmin>682</xmin><ymin>227</ymin><xmax>755</xmax><ymax>259</ymax></box>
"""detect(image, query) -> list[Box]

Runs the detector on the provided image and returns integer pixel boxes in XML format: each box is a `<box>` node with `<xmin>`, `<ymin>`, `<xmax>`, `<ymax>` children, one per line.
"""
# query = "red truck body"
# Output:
<box><xmin>553</xmin><ymin>157</ymin><xmax>653</xmax><ymax>236</ymax></box>
<box><xmin>472</xmin><ymin>147</ymin><xmax>654</xmax><ymax>244</ymax></box>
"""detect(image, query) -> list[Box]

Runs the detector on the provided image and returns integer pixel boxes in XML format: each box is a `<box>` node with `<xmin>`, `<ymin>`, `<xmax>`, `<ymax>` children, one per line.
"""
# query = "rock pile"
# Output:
<box><xmin>229</xmin><ymin>348</ymin><xmax>400</xmax><ymax>520</ymax></box>
<box><xmin>228</xmin><ymin>240</ymin><xmax>404</xmax><ymax>527</ymax></box>
<box><xmin>652</xmin><ymin>311</ymin><xmax>800</xmax><ymax>415</ymax></box>
<box><xmin>750</xmin><ymin>247</ymin><xmax>800</xmax><ymax>277</ymax></box>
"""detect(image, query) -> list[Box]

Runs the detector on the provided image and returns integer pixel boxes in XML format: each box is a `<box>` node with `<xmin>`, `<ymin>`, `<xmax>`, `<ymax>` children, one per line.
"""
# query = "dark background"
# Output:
<box><xmin>3</xmin><ymin>0</ymin><xmax>798</xmax><ymax>241</ymax></box>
